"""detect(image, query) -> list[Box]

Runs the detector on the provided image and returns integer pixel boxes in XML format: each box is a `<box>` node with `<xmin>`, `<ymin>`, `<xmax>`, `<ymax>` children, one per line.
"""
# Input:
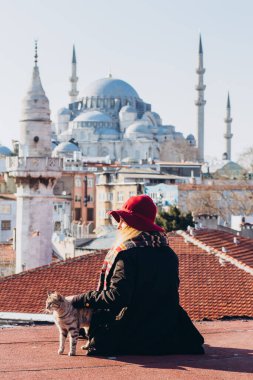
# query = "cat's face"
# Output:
<box><xmin>46</xmin><ymin>291</ymin><xmax>64</xmax><ymax>312</ymax></box>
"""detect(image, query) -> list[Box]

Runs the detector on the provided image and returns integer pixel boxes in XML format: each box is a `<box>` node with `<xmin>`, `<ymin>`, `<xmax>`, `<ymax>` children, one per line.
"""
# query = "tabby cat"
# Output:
<box><xmin>46</xmin><ymin>291</ymin><xmax>92</xmax><ymax>356</ymax></box>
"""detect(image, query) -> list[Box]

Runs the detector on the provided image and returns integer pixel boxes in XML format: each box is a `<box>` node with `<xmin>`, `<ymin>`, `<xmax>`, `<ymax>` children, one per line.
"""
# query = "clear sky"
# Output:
<box><xmin>0</xmin><ymin>0</ymin><xmax>252</xmax><ymax>161</ymax></box>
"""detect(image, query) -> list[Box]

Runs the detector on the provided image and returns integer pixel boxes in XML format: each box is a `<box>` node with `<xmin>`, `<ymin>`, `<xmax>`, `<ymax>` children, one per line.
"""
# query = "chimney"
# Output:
<box><xmin>233</xmin><ymin>236</ymin><xmax>239</xmax><ymax>244</ymax></box>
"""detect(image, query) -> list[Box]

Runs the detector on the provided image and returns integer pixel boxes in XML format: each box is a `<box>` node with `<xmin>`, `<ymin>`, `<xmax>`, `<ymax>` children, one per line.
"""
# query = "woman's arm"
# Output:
<box><xmin>72</xmin><ymin>252</ymin><xmax>136</xmax><ymax>314</ymax></box>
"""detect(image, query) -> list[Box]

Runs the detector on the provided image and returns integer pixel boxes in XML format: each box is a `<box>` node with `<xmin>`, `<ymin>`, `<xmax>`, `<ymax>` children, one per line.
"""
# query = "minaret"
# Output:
<box><xmin>69</xmin><ymin>45</ymin><xmax>79</xmax><ymax>103</ymax></box>
<box><xmin>224</xmin><ymin>93</ymin><xmax>233</xmax><ymax>160</ymax></box>
<box><xmin>19</xmin><ymin>41</ymin><xmax>52</xmax><ymax>157</ymax></box>
<box><xmin>7</xmin><ymin>42</ymin><xmax>62</xmax><ymax>273</ymax></box>
<box><xmin>195</xmin><ymin>35</ymin><xmax>206</xmax><ymax>162</ymax></box>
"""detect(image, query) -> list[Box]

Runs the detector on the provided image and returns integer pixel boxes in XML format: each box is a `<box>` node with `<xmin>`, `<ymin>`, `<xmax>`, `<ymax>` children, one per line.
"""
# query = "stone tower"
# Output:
<box><xmin>7</xmin><ymin>42</ymin><xmax>62</xmax><ymax>273</ymax></box>
<box><xmin>224</xmin><ymin>93</ymin><xmax>233</xmax><ymax>160</ymax></box>
<box><xmin>195</xmin><ymin>35</ymin><xmax>206</xmax><ymax>162</ymax></box>
<box><xmin>69</xmin><ymin>45</ymin><xmax>79</xmax><ymax>103</ymax></box>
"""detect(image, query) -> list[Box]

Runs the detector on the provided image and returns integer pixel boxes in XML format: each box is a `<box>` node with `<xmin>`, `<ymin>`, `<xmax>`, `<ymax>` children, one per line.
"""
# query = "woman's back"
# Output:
<box><xmin>105</xmin><ymin>245</ymin><xmax>203</xmax><ymax>355</ymax></box>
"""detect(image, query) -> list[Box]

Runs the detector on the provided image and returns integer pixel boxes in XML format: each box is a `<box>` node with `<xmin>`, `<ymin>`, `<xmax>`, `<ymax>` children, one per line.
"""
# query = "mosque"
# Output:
<box><xmin>53</xmin><ymin>45</ymin><xmax>199</xmax><ymax>162</ymax></box>
<box><xmin>0</xmin><ymin>36</ymin><xmax>233</xmax><ymax>165</ymax></box>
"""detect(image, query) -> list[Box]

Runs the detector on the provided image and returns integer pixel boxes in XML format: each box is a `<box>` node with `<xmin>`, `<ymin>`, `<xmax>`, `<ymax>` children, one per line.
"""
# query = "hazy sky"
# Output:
<box><xmin>0</xmin><ymin>0</ymin><xmax>252</xmax><ymax>161</ymax></box>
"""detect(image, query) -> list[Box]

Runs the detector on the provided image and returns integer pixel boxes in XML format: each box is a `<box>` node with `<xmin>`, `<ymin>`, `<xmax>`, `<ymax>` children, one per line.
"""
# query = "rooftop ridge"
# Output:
<box><xmin>177</xmin><ymin>230</ymin><xmax>253</xmax><ymax>276</ymax></box>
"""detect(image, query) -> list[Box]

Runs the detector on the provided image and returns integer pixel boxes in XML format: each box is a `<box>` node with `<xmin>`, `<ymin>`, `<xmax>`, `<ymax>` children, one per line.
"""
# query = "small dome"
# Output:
<box><xmin>150</xmin><ymin>112</ymin><xmax>162</xmax><ymax>125</ymax></box>
<box><xmin>53</xmin><ymin>141</ymin><xmax>80</xmax><ymax>154</ymax></box>
<box><xmin>74</xmin><ymin>110</ymin><xmax>112</xmax><ymax>123</ymax></box>
<box><xmin>0</xmin><ymin>145</ymin><xmax>12</xmax><ymax>156</ymax></box>
<box><xmin>58</xmin><ymin>107</ymin><xmax>72</xmax><ymax>116</ymax></box>
<box><xmin>186</xmin><ymin>134</ymin><xmax>195</xmax><ymax>141</ymax></box>
<box><xmin>186</xmin><ymin>134</ymin><xmax>196</xmax><ymax>146</ymax></box>
<box><xmin>125</xmin><ymin>120</ymin><xmax>152</xmax><ymax>138</ymax></box>
<box><xmin>82</xmin><ymin>77</ymin><xmax>139</xmax><ymax>99</ymax></box>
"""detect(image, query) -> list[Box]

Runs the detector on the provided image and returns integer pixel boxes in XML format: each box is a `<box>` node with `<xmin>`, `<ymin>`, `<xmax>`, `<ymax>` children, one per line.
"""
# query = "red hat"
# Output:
<box><xmin>108</xmin><ymin>195</ymin><xmax>164</xmax><ymax>232</ymax></box>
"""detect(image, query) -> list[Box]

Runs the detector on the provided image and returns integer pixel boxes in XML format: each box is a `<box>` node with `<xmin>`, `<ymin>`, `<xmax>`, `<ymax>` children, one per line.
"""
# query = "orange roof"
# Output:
<box><xmin>0</xmin><ymin>236</ymin><xmax>253</xmax><ymax>320</ymax></box>
<box><xmin>180</xmin><ymin>228</ymin><xmax>253</xmax><ymax>270</ymax></box>
<box><xmin>0</xmin><ymin>194</ymin><xmax>16</xmax><ymax>200</ymax></box>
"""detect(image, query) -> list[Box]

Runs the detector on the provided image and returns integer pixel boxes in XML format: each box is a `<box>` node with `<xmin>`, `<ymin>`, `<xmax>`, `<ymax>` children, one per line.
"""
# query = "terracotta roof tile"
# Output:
<box><xmin>0</xmin><ymin>239</ymin><xmax>253</xmax><ymax>321</ymax></box>
<box><xmin>183</xmin><ymin>229</ymin><xmax>253</xmax><ymax>270</ymax></box>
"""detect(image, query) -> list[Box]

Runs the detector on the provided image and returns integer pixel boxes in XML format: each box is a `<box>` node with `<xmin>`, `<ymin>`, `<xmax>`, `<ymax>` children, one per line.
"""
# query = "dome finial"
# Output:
<box><xmin>69</xmin><ymin>44</ymin><xmax>79</xmax><ymax>102</ymax></box>
<box><xmin>72</xmin><ymin>44</ymin><xmax>76</xmax><ymax>64</ymax></box>
<box><xmin>34</xmin><ymin>40</ymin><xmax>38</xmax><ymax>67</ymax></box>
<box><xmin>227</xmin><ymin>92</ymin><xmax>231</xmax><ymax>108</ymax></box>
<box><xmin>108</xmin><ymin>64</ymin><xmax>112</xmax><ymax>78</ymax></box>
<box><xmin>199</xmin><ymin>33</ymin><xmax>203</xmax><ymax>54</ymax></box>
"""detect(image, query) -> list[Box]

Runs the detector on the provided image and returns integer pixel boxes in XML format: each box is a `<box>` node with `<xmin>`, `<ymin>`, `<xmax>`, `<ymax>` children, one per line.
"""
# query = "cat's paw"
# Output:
<box><xmin>81</xmin><ymin>342</ymin><xmax>89</xmax><ymax>350</ymax></box>
<box><xmin>68</xmin><ymin>351</ymin><xmax>76</xmax><ymax>356</ymax></box>
<box><xmin>58</xmin><ymin>349</ymin><xmax>64</xmax><ymax>355</ymax></box>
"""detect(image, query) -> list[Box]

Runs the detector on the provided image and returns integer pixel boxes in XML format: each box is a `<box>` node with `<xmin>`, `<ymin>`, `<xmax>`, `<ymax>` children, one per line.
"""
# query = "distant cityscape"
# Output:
<box><xmin>0</xmin><ymin>36</ymin><xmax>252</xmax><ymax>278</ymax></box>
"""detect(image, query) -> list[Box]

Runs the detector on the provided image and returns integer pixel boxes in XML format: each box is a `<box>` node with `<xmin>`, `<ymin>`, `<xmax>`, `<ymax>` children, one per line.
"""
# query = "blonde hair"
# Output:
<box><xmin>114</xmin><ymin>223</ymin><xmax>141</xmax><ymax>248</ymax></box>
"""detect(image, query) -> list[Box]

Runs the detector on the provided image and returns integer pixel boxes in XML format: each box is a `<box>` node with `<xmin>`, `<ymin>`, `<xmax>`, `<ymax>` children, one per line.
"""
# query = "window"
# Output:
<box><xmin>1</xmin><ymin>220</ymin><xmax>11</xmax><ymax>230</ymax></box>
<box><xmin>75</xmin><ymin>177</ymin><xmax>82</xmax><ymax>187</ymax></box>
<box><xmin>74</xmin><ymin>208</ymin><xmax>81</xmax><ymax>221</ymax></box>
<box><xmin>75</xmin><ymin>195</ymin><xmax>81</xmax><ymax>202</ymax></box>
<box><xmin>87</xmin><ymin>208</ymin><xmax>94</xmax><ymax>221</ymax></box>
<box><xmin>129</xmin><ymin>191</ymin><xmax>135</xmax><ymax>198</ymax></box>
<box><xmin>87</xmin><ymin>178</ymin><xmax>93</xmax><ymax>188</ymax></box>
<box><xmin>117</xmin><ymin>191</ymin><xmax>124</xmax><ymax>202</ymax></box>
<box><xmin>149</xmin><ymin>192</ymin><xmax>157</xmax><ymax>201</ymax></box>
<box><xmin>54</xmin><ymin>222</ymin><xmax>61</xmax><ymax>231</ymax></box>
<box><xmin>107</xmin><ymin>192</ymin><xmax>113</xmax><ymax>201</ymax></box>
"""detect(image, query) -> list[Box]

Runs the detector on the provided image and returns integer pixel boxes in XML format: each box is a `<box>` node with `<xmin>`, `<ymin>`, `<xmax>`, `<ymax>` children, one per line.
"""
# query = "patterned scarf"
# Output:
<box><xmin>97</xmin><ymin>231</ymin><xmax>168</xmax><ymax>291</ymax></box>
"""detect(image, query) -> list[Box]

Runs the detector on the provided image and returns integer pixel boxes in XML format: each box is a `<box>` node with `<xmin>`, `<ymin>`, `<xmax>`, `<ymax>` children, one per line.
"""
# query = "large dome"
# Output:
<box><xmin>82</xmin><ymin>77</ymin><xmax>140</xmax><ymax>99</ymax></box>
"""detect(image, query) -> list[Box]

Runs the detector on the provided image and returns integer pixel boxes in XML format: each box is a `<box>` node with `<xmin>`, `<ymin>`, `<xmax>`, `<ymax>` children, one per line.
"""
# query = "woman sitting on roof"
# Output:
<box><xmin>72</xmin><ymin>195</ymin><xmax>204</xmax><ymax>355</ymax></box>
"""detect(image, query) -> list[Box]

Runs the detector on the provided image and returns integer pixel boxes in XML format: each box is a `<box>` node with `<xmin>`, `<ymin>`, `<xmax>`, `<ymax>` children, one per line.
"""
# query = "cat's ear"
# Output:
<box><xmin>57</xmin><ymin>293</ymin><xmax>64</xmax><ymax>301</ymax></box>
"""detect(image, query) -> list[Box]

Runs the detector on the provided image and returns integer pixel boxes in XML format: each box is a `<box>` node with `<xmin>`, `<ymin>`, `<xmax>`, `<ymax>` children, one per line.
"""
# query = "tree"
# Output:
<box><xmin>238</xmin><ymin>146</ymin><xmax>253</xmax><ymax>175</ymax></box>
<box><xmin>185</xmin><ymin>186</ymin><xmax>253</xmax><ymax>224</ymax></box>
<box><xmin>156</xmin><ymin>206</ymin><xmax>194</xmax><ymax>232</ymax></box>
<box><xmin>160</xmin><ymin>139</ymin><xmax>198</xmax><ymax>162</ymax></box>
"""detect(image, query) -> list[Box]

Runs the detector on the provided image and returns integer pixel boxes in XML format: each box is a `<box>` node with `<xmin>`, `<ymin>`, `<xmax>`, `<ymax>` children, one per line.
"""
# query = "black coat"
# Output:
<box><xmin>73</xmin><ymin>246</ymin><xmax>204</xmax><ymax>355</ymax></box>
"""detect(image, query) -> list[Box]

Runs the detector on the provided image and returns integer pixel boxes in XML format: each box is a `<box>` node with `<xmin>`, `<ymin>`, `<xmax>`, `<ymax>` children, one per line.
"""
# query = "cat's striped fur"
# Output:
<box><xmin>46</xmin><ymin>291</ymin><xmax>92</xmax><ymax>356</ymax></box>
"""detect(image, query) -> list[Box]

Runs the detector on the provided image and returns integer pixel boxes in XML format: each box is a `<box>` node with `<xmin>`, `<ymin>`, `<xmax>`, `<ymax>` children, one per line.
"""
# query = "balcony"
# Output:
<box><xmin>6</xmin><ymin>157</ymin><xmax>63</xmax><ymax>178</ymax></box>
